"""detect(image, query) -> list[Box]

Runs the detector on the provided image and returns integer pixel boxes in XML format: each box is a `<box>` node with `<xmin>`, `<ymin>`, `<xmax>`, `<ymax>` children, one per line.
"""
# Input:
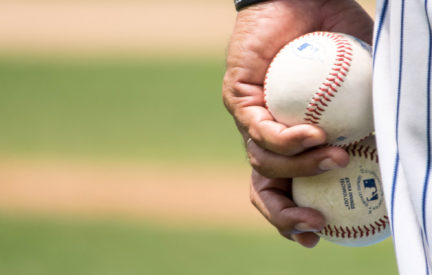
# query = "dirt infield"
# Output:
<box><xmin>0</xmin><ymin>1</ymin><xmax>374</xmax><ymax>57</ymax></box>
<box><xmin>0</xmin><ymin>1</ymin><xmax>235</xmax><ymax>57</ymax></box>
<box><xmin>0</xmin><ymin>159</ymin><xmax>268</xmax><ymax>228</ymax></box>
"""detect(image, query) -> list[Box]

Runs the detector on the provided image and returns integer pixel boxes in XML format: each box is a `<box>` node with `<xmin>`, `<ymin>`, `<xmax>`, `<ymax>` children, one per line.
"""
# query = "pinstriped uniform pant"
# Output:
<box><xmin>373</xmin><ymin>0</ymin><xmax>432</xmax><ymax>273</ymax></box>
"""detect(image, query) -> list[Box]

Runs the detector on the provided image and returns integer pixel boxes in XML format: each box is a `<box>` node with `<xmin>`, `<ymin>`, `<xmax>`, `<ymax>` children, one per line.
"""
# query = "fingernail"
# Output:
<box><xmin>302</xmin><ymin>137</ymin><xmax>324</xmax><ymax>148</ymax></box>
<box><xmin>318</xmin><ymin>158</ymin><xmax>341</xmax><ymax>171</ymax></box>
<box><xmin>295</xmin><ymin>223</ymin><xmax>321</xmax><ymax>232</ymax></box>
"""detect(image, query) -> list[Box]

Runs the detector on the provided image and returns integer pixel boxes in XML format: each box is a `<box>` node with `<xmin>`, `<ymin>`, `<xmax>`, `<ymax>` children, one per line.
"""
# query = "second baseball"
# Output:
<box><xmin>292</xmin><ymin>136</ymin><xmax>390</xmax><ymax>247</ymax></box>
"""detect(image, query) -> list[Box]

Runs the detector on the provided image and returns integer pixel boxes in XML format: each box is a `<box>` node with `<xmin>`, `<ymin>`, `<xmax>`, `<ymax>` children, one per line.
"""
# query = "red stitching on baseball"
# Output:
<box><xmin>317</xmin><ymin>106</ymin><xmax>325</xmax><ymax>112</ymax></box>
<box><xmin>364</xmin><ymin>226</ymin><xmax>371</xmax><ymax>237</ymax></box>
<box><xmin>352</xmin><ymin>227</ymin><xmax>358</xmax><ymax>237</ymax></box>
<box><xmin>304</xmin><ymin>119</ymin><xmax>319</xmax><ymax>124</ymax></box>
<box><xmin>319</xmin><ymin>216</ymin><xmax>389</xmax><ymax>239</ymax></box>
<box><xmin>307</xmin><ymin>108</ymin><xmax>322</xmax><ymax>116</ymax></box>
<box><xmin>264</xmin><ymin>32</ymin><xmax>355</xmax><ymax>125</ymax></box>
<box><xmin>312</xmin><ymin>98</ymin><xmax>328</xmax><ymax>106</ymax></box>
<box><xmin>305</xmin><ymin>113</ymin><xmax>320</xmax><ymax>120</ymax></box>
<box><xmin>334</xmin><ymin>226</ymin><xmax>340</xmax><ymax>237</ymax></box>
<box><xmin>340</xmin><ymin>226</ymin><xmax>346</xmax><ymax>238</ymax></box>
<box><xmin>263</xmin><ymin>32</ymin><xmax>360</xmax><ymax>140</ymax></box>
<box><xmin>343</xmin><ymin>140</ymin><xmax>379</xmax><ymax>163</ymax></box>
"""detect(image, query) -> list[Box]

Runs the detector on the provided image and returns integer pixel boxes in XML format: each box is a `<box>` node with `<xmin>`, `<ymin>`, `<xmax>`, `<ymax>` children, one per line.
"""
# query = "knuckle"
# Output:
<box><xmin>248</xmin><ymin>153</ymin><xmax>263</xmax><ymax>172</ymax></box>
<box><xmin>249</xmin><ymin>192</ymin><xmax>258</xmax><ymax>208</ymax></box>
<box><xmin>247</xmin><ymin>127</ymin><xmax>263</xmax><ymax>146</ymax></box>
<box><xmin>248</xmin><ymin>152</ymin><xmax>280</xmax><ymax>178</ymax></box>
<box><xmin>221</xmin><ymin>92</ymin><xmax>232</xmax><ymax>113</ymax></box>
<box><xmin>222</xmin><ymin>82</ymin><xmax>234</xmax><ymax>113</ymax></box>
<box><xmin>222</xmin><ymin>73</ymin><xmax>234</xmax><ymax>92</ymax></box>
<box><xmin>248</xmin><ymin>152</ymin><xmax>267</xmax><ymax>173</ymax></box>
<box><xmin>222</xmin><ymin>71</ymin><xmax>242</xmax><ymax>112</ymax></box>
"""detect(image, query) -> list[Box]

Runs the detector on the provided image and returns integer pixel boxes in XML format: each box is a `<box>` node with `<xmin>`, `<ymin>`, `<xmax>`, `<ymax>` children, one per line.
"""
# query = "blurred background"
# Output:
<box><xmin>0</xmin><ymin>0</ymin><xmax>397</xmax><ymax>274</ymax></box>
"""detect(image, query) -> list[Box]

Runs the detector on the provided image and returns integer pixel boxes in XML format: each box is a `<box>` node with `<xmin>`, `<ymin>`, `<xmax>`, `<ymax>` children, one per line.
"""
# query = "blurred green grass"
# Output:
<box><xmin>0</xmin><ymin>58</ymin><xmax>244</xmax><ymax>163</ymax></box>
<box><xmin>0</xmin><ymin>214</ymin><xmax>397</xmax><ymax>275</ymax></box>
<box><xmin>0</xmin><ymin>57</ymin><xmax>398</xmax><ymax>274</ymax></box>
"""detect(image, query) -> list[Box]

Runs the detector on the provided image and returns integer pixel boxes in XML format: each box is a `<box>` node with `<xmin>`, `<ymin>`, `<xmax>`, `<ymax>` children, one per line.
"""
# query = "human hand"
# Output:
<box><xmin>248</xmin><ymin>138</ymin><xmax>349</xmax><ymax>248</ymax></box>
<box><xmin>250</xmin><ymin>170</ymin><xmax>325</xmax><ymax>248</ymax></box>
<box><xmin>223</xmin><ymin>0</ymin><xmax>373</xmax><ymax>246</ymax></box>
<box><xmin>223</xmin><ymin>0</ymin><xmax>373</xmax><ymax>176</ymax></box>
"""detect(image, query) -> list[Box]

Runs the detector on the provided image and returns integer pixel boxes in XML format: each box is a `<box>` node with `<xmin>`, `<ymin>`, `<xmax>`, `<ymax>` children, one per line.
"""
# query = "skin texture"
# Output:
<box><xmin>223</xmin><ymin>0</ymin><xmax>373</xmax><ymax>247</ymax></box>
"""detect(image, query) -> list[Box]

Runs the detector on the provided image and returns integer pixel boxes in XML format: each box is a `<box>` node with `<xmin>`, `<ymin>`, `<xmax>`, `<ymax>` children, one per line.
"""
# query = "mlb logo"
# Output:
<box><xmin>336</xmin><ymin>136</ymin><xmax>347</xmax><ymax>142</ymax></box>
<box><xmin>296</xmin><ymin>42</ymin><xmax>320</xmax><ymax>57</ymax></box>
<box><xmin>363</xmin><ymin>179</ymin><xmax>379</xmax><ymax>202</ymax></box>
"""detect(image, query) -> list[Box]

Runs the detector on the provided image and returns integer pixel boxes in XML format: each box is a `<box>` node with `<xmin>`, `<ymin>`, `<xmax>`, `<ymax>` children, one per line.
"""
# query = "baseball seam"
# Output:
<box><xmin>320</xmin><ymin>216</ymin><xmax>389</xmax><ymax>239</ymax></box>
<box><xmin>345</xmin><ymin>139</ymin><xmax>379</xmax><ymax>163</ymax></box>
<box><xmin>319</xmin><ymin>140</ymin><xmax>385</xmax><ymax>239</ymax></box>
<box><xmin>264</xmin><ymin>32</ymin><xmax>371</xmax><ymax>146</ymax></box>
<box><xmin>304</xmin><ymin>32</ymin><xmax>352</xmax><ymax>125</ymax></box>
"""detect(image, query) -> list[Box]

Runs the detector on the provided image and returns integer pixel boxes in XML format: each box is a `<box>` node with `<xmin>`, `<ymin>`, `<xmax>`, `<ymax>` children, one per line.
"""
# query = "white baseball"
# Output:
<box><xmin>292</xmin><ymin>135</ymin><xmax>390</xmax><ymax>247</ymax></box>
<box><xmin>264</xmin><ymin>31</ymin><xmax>373</xmax><ymax>146</ymax></box>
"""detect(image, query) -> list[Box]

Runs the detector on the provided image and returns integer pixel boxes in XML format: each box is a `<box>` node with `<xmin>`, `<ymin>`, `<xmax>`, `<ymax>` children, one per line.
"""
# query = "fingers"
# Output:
<box><xmin>247</xmin><ymin>122</ymin><xmax>326</xmax><ymax>156</ymax></box>
<box><xmin>279</xmin><ymin>230</ymin><xmax>321</xmax><ymax>248</ymax></box>
<box><xmin>250</xmin><ymin>171</ymin><xmax>326</xmax><ymax>248</ymax></box>
<box><xmin>248</xmin><ymin>117</ymin><xmax>328</xmax><ymax>156</ymax></box>
<box><xmin>291</xmin><ymin>233</ymin><xmax>321</xmax><ymax>248</ymax></box>
<box><xmin>247</xmin><ymin>138</ymin><xmax>350</xmax><ymax>178</ymax></box>
<box><xmin>225</xmin><ymin>81</ymin><xmax>328</xmax><ymax>157</ymax></box>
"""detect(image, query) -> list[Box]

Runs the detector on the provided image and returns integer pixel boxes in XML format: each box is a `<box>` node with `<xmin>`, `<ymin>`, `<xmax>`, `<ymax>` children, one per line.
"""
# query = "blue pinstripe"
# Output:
<box><xmin>374</xmin><ymin>0</ymin><xmax>432</xmax><ymax>272</ymax></box>
<box><xmin>390</xmin><ymin>0</ymin><xmax>405</xmax><ymax>236</ymax></box>
<box><xmin>390</xmin><ymin>158</ymin><xmax>399</xmax><ymax>236</ymax></box>
<box><xmin>423</xmin><ymin>0</ymin><xmax>432</xmax><ymax>248</ymax></box>
<box><xmin>421</xmin><ymin>229</ymin><xmax>431</xmax><ymax>275</ymax></box>
<box><xmin>373</xmin><ymin>0</ymin><xmax>389</xmax><ymax>68</ymax></box>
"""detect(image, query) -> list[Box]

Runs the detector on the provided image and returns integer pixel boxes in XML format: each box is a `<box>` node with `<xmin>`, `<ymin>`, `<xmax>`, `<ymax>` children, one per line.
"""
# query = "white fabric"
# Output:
<box><xmin>373</xmin><ymin>0</ymin><xmax>432</xmax><ymax>273</ymax></box>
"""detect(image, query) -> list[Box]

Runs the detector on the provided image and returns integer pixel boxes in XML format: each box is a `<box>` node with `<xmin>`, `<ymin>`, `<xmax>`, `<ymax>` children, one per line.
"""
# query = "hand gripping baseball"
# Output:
<box><xmin>223</xmin><ymin>0</ymin><xmax>373</xmax><ymax>178</ymax></box>
<box><xmin>223</xmin><ymin>0</ymin><xmax>373</xmax><ymax>247</ymax></box>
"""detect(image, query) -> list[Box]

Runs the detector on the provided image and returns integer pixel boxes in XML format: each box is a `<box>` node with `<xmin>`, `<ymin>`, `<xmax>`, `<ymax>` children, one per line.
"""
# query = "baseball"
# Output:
<box><xmin>292</xmin><ymin>135</ymin><xmax>390</xmax><ymax>247</ymax></box>
<box><xmin>264</xmin><ymin>31</ymin><xmax>373</xmax><ymax>146</ymax></box>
